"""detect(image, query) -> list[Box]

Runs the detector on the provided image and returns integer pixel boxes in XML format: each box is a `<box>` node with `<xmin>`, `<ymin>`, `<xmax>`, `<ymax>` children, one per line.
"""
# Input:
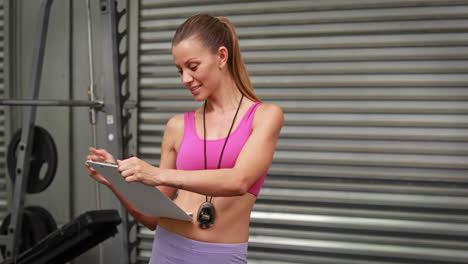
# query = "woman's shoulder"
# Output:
<box><xmin>254</xmin><ymin>103</ymin><xmax>284</xmax><ymax>128</ymax></box>
<box><xmin>165</xmin><ymin>113</ymin><xmax>185</xmax><ymax>134</ymax></box>
<box><xmin>257</xmin><ymin>103</ymin><xmax>284</xmax><ymax>119</ymax></box>
<box><xmin>165</xmin><ymin>107</ymin><xmax>202</xmax><ymax>133</ymax></box>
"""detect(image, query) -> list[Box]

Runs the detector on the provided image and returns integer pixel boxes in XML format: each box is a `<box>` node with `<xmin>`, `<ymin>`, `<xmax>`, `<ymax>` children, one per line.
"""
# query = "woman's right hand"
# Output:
<box><xmin>85</xmin><ymin>147</ymin><xmax>117</xmax><ymax>187</ymax></box>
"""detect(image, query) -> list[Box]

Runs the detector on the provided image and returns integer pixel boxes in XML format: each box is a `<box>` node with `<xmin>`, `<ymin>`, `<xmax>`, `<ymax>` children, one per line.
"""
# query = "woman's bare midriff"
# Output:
<box><xmin>158</xmin><ymin>190</ymin><xmax>256</xmax><ymax>244</ymax></box>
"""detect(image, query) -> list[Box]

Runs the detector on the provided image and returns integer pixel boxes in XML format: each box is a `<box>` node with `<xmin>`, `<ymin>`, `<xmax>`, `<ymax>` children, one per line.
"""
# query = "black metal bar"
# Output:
<box><xmin>0</xmin><ymin>99</ymin><xmax>104</xmax><ymax>107</ymax></box>
<box><xmin>5</xmin><ymin>0</ymin><xmax>55</xmax><ymax>259</ymax></box>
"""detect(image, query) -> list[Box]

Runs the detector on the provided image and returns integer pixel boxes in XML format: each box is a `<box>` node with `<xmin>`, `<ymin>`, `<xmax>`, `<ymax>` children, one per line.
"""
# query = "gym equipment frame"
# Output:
<box><xmin>0</xmin><ymin>0</ymin><xmax>135</xmax><ymax>263</ymax></box>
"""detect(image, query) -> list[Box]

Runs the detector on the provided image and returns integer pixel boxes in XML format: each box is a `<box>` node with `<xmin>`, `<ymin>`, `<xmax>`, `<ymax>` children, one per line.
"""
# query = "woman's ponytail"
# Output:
<box><xmin>217</xmin><ymin>17</ymin><xmax>261</xmax><ymax>102</ymax></box>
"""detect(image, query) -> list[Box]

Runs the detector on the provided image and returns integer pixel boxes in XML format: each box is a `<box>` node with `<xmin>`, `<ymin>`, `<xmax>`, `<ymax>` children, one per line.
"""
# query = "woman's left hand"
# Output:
<box><xmin>117</xmin><ymin>157</ymin><xmax>163</xmax><ymax>186</ymax></box>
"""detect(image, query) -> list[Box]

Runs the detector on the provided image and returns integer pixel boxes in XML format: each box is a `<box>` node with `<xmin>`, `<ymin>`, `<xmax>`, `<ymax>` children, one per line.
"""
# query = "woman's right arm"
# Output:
<box><xmin>85</xmin><ymin>115</ymin><xmax>182</xmax><ymax>230</ymax></box>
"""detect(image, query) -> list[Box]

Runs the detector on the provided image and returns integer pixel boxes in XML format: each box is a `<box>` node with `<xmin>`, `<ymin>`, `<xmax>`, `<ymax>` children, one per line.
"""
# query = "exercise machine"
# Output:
<box><xmin>0</xmin><ymin>0</ymin><xmax>135</xmax><ymax>263</ymax></box>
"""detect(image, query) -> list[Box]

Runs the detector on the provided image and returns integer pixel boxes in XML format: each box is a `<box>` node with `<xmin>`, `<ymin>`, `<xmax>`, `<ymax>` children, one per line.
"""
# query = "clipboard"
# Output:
<box><xmin>86</xmin><ymin>160</ymin><xmax>192</xmax><ymax>222</ymax></box>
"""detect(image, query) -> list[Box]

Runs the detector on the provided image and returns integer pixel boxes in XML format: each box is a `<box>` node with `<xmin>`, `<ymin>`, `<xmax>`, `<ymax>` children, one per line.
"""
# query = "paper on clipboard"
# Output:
<box><xmin>87</xmin><ymin>160</ymin><xmax>192</xmax><ymax>222</ymax></box>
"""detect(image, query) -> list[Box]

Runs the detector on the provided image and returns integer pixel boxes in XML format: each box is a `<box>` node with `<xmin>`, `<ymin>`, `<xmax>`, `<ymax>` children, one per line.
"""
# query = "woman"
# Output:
<box><xmin>86</xmin><ymin>14</ymin><xmax>283</xmax><ymax>263</ymax></box>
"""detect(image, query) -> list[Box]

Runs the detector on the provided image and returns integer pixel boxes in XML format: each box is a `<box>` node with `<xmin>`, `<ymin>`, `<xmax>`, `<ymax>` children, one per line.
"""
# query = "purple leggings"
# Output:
<box><xmin>149</xmin><ymin>226</ymin><xmax>248</xmax><ymax>264</ymax></box>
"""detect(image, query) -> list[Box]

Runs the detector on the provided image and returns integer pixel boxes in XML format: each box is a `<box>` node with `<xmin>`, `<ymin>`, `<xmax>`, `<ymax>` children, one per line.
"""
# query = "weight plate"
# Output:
<box><xmin>0</xmin><ymin>207</ymin><xmax>57</xmax><ymax>259</ymax></box>
<box><xmin>0</xmin><ymin>214</ymin><xmax>10</xmax><ymax>258</ymax></box>
<box><xmin>22</xmin><ymin>209</ymin><xmax>37</xmax><ymax>251</ymax></box>
<box><xmin>26</xmin><ymin>206</ymin><xmax>57</xmax><ymax>241</ymax></box>
<box><xmin>7</xmin><ymin>126</ymin><xmax>58</xmax><ymax>193</ymax></box>
<box><xmin>0</xmin><ymin>210</ymin><xmax>34</xmax><ymax>258</ymax></box>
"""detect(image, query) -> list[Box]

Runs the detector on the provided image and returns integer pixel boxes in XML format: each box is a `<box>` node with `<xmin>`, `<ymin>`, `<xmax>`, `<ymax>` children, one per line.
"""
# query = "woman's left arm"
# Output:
<box><xmin>119</xmin><ymin>104</ymin><xmax>284</xmax><ymax>196</ymax></box>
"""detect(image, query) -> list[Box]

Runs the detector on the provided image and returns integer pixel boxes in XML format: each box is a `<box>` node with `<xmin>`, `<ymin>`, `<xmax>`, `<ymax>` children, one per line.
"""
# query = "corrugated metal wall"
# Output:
<box><xmin>136</xmin><ymin>0</ymin><xmax>468</xmax><ymax>263</ymax></box>
<box><xmin>0</xmin><ymin>0</ymin><xmax>7</xmax><ymax>221</ymax></box>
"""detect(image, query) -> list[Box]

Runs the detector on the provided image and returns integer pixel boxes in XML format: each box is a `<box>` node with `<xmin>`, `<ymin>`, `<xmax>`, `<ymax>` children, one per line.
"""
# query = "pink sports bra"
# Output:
<box><xmin>176</xmin><ymin>102</ymin><xmax>266</xmax><ymax>196</ymax></box>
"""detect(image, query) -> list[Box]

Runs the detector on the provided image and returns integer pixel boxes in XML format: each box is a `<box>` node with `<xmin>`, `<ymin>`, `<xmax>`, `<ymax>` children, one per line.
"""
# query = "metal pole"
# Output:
<box><xmin>86</xmin><ymin>0</ymin><xmax>101</xmax><ymax>211</ymax></box>
<box><xmin>6</xmin><ymin>0</ymin><xmax>54</xmax><ymax>259</ymax></box>
<box><xmin>86</xmin><ymin>0</ymin><xmax>98</xmax><ymax>150</ymax></box>
<box><xmin>86</xmin><ymin>0</ymin><xmax>104</xmax><ymax>264</ymax></box>
<box><xmin>0</xmin><ymin>99</ymin><xmax>103</xmax><ymax>107</ymax></box>
<box><xmin>0</xmin><ymin>98</ymin><xmax>135</xmax><ymax>108</ymax></box>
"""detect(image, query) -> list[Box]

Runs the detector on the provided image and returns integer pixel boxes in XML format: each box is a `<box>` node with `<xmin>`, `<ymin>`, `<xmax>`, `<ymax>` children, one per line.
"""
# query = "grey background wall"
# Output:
<box><xmin>136</xmin><ymin>1</ymin><xmax>468</xmax><ymax>263</ymax></box>
<box><xmin>0</xmin><ymin>0</ymin><xmax>7</xmax><ymax>222</ymax></box>
<box><xmin>1</xmin><ymin>0</ymin><xmax>468</xmax><ymax>264</ymax></box>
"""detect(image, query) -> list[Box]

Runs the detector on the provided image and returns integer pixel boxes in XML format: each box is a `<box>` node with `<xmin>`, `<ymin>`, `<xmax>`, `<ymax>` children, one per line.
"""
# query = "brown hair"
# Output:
<box><xmin>172</xmin><ymin>14</ymin><xmax>261</xmax><ymax>102</ymax></box>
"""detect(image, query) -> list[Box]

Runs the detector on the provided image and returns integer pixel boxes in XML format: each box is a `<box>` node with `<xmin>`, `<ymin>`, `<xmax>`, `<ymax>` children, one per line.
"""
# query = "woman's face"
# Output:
<box><xmin>172</xmin><ymin>37</ymin><xmax>227</xmax><ymax>101</ymax></box>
